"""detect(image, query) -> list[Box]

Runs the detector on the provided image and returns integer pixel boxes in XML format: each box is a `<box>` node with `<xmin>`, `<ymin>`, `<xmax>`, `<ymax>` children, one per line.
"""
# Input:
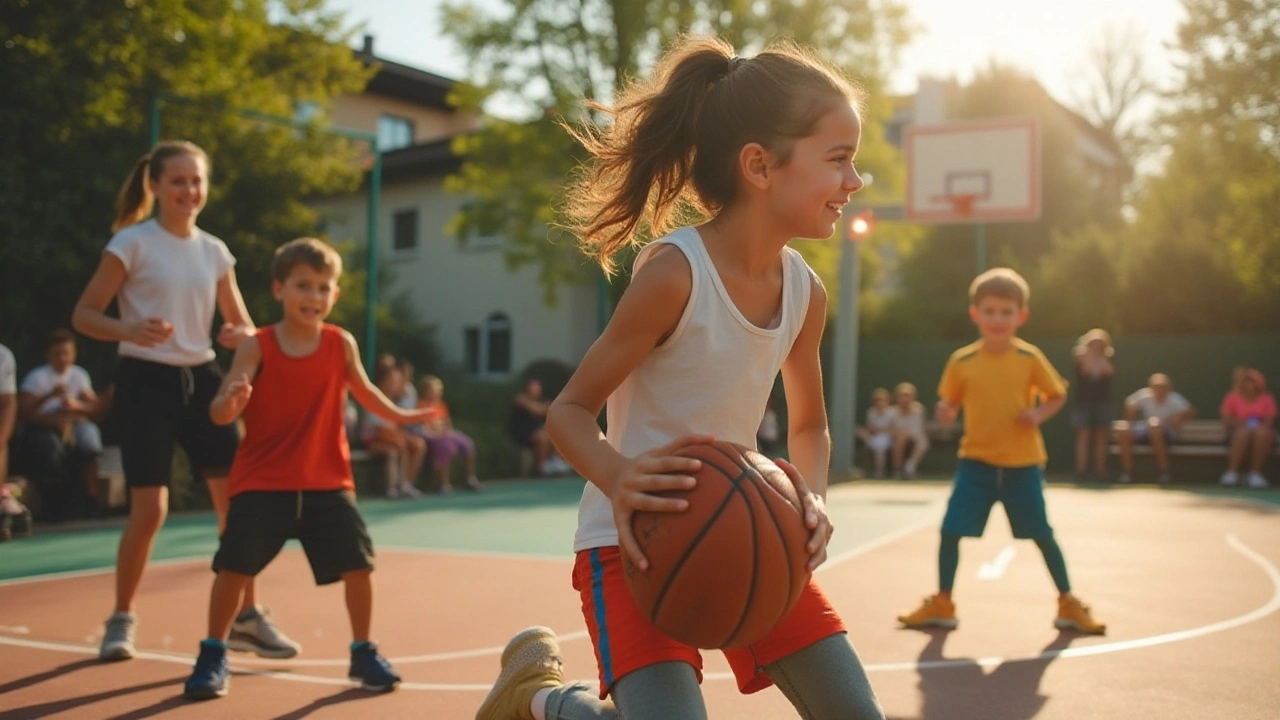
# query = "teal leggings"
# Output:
<box><xmin>544</xmin><ymin>633</ymin><xmax>885</xmax><ymax>720</ymax></box>
<box><xmin>938</xmin><ymin>533</ymin><xmax>1071</xmax><ymax>593</ymax></box>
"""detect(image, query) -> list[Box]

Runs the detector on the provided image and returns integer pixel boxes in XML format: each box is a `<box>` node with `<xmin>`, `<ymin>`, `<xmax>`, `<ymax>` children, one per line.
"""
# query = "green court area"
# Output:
<box><xmin>3</xmin><ymin>477</ymin><xmax>1275</xmax><ymax>583</ymax></box>
<box><xmin>0</xmin><ymin>478</ymin><xmax>950</xmax><ymax>582</ymax></box>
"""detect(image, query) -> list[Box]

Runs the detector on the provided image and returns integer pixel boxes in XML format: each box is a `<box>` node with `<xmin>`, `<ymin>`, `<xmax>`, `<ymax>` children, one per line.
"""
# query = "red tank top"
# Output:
<box><xmin>228</xmin><ymin>324</ymin><xmax>354</xmax><ymax>496</ymax></box>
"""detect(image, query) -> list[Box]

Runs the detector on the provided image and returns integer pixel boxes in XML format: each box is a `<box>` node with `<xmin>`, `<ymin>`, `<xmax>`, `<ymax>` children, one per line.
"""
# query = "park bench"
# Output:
<box><xmin>1108</xmin><ymin>419</ymin><xmax>1235</xmax><ymax>458</ymax></box>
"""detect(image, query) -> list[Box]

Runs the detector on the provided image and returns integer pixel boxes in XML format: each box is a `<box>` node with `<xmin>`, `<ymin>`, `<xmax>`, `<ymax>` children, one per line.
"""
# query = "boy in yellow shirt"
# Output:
<box><xmin>897</xmin><ymin>268</ymin><xmax>1105</xmax><ymax>634</ymax></box>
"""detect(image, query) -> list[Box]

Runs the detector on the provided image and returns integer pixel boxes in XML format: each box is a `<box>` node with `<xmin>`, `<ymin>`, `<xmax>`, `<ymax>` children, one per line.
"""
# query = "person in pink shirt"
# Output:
<box><xmin>1219</xmin><ymin>368</ymin><xmax>1276</xmax><ymax>489</ymax></box>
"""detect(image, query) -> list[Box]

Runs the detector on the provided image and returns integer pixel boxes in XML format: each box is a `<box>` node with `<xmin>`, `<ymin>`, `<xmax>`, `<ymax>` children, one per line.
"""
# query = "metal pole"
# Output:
<box><xmin>829</xmin><ymin>205</ymin><xmax>861</xmax><ymax>478</ymax></box>
<box><xmin>364</xmin><ymin>142</ymin><xmax>382</xmax><ymax>371</ymax></box>
<box><xmin>149</xmin><ymin>95</ymin><xmax>161</xmax><ymax>148</ymax></box>
<box><xmin>976</xmin><ymin>222</ymin><xmax>987</xmax><ymax>273</ymax></box>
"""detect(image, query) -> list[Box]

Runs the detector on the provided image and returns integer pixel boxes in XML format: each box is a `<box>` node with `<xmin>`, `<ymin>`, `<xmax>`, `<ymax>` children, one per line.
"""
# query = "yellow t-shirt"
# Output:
<box><xmin>937</xmin><ymin>338</ymin><xmax>1067</xmax><ymax>467</ymax></box>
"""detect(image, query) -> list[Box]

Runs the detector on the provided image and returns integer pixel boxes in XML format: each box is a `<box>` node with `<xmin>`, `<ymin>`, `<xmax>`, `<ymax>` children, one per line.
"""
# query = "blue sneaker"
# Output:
<box><xmin>349</xmin><ymin>642</ymin><xmax>401</xmax><ymax>692</ymax></box>
<box><xmin>184</xmin><ymin>640</ymin><xmax>230</xmax><ymax>700</ymax></box>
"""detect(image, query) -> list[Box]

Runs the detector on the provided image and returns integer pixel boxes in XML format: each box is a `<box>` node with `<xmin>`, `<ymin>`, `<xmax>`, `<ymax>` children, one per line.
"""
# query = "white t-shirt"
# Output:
<box><xmin>0</xmin><ymin>344</ymin><xmax>15</xmax><ymax>394</ymax></box>
<box><xmin>20</xmin><ymin>364</ymin><xmax>95</xmax><ymax>414</ymax></box>
<box><xmin>105</xmin><ymin>219</ymin><xmax>235</xmax><ymax>366</ymax></box>
<box><xmin>574</xmin><ymin>227</ymin><xmax>813</xmax><ymax>552</ymax></box>
<box><xmin>865</xmin><ymin>406</ymin><xmax>894</xmax><ymax>434</ymax></box>
<box><xmin>888</xmin><ymin>402</ymin><xmax>927</xmax><ymax>437</ymax></box>
<box><xmin>1126</xmin><ymin>388</ymin><xmax>1192</xmax><ymax>424</ymax></box>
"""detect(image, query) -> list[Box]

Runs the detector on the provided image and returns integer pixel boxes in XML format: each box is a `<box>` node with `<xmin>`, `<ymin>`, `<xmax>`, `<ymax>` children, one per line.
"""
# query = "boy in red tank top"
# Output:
<box><xmin>183</xmin><ymin>238</ymin><xmax>432</xmax><ymax>701</ymax></box>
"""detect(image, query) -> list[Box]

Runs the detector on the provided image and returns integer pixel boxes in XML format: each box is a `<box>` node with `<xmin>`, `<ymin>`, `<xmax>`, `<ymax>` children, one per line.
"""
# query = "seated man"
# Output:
<box><xmin>1117</xmin><ymin>373</ymin><xmax>1194</xmax><ymax>484</ymax></box>
<box><xmin>16</xmin><ymin>329</ymin><xmax>103</xmax><ymax>519</ymax></box>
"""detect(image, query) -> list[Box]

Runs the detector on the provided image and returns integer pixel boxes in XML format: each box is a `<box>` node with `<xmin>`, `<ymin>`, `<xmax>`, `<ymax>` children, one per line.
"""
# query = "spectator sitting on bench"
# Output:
<box><xmin>16</xmin><ymin>329</ymin><xmax>104</xmax><ymax>519</ymax></box>
<box><xmin>1219</xmin><ymin>368</ymin><xmax>1276</xmax><ymax>489</ymax></box>
<box><xmin>1117</xmin><ymin>373</ymin><xmax>1194</xmax><ymax>484</ymax></box>
<box><xmin>889</xmin><ymin>382</ymin><xmax>930</xmax><ymax>479</ymax></box>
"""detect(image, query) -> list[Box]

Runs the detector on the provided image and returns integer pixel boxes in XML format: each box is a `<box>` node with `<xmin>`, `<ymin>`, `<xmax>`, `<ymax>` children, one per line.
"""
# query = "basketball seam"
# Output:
<box><xmin>741</xmin><ymin>465</ymin><xmax>804</xmax><ymax>619</ymax></box>
<box><xmin>647</xmin><ymin>452</ymin><xmax>751</xmax><ymax>632</ymax></box>
<box><xmin>709</xmin><ymin>444</ymin><xmax>762</xmax><ymax>648</ymax></box>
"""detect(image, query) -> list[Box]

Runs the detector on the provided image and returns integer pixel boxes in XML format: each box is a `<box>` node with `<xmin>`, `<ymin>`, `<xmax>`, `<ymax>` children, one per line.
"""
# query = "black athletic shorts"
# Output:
<box><xmin>112</xmin><ymin>357</ymin><xmax>240</xmax><ymax>487</ymax></box>
<box><xmin>212</xmin><ymin>490</ymin><xmax>374</xmax><ymax>585</ymax></box>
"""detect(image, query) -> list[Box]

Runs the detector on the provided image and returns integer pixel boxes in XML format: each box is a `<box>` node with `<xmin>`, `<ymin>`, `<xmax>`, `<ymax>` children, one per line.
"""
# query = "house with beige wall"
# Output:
<box><xmin>314</xmin><ymin>37</ymin><xmax>598</xmax><ymax>379</ymax></box>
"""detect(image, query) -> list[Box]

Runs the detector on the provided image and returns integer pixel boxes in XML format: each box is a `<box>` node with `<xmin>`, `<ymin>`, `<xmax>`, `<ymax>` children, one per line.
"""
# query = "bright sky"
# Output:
<box><xmin>326</xmin><ymin>0</ymin><xmax>1185</xmax><ymax>110</ymax></box>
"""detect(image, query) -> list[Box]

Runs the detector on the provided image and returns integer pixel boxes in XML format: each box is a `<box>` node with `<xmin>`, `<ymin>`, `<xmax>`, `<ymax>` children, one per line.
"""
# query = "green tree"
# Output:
<box><xmin>0</xmin><ymin>0</ymin><xmax>391</xmax><ymax>375</ymax></box>
<box><xmin>439</xmin><ymin>0</ymin><xmax>915</xmax><ymax>304</ymax></box>
<box><xmin>1112</xmin><ymin>0</ymin><xmax>1280</xmax><ymax>333</ymax></box>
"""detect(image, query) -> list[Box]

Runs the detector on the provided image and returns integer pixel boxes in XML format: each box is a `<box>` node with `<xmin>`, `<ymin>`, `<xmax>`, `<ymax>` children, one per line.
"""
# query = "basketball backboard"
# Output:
<box><xmin>905</xmin><ymin>117</ymin><xmax>1041</xmax><ymax>224</ymax></box>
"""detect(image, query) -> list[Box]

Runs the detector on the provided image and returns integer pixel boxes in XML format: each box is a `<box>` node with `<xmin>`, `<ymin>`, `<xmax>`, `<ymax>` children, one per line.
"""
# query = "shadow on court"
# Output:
<box><xmin>266</xmin><ymin>687</ymin><xmax>376</xmax><ymax>720</ymax></box>
<box><xmin>889</xmin><ymin>629</ymin><xmax>1077</xmax><ymax>720</ymax></box>
<box><xmin>0</xmin><ymin>665</ymin><xmax>187</xmax><ymax>720</ymax></box>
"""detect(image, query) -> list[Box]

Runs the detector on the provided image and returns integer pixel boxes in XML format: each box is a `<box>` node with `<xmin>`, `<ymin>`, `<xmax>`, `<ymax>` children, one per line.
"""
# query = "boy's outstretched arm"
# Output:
<box><xmin>340</xmin><ymin>330</ymin><xmax>428</xmax><ymax>425</ymax></box>
<box><xmin>210</xmin><ymin>337</ymin><xmax>262</xmax><ymax>425</ymax></box>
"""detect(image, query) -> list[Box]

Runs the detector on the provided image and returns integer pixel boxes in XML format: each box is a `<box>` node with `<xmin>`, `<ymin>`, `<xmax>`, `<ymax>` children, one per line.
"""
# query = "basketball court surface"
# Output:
<box><xmin>2</xmin><ymin>477</ymin><xmax>1277</xmax><ymax>719</ymax></box>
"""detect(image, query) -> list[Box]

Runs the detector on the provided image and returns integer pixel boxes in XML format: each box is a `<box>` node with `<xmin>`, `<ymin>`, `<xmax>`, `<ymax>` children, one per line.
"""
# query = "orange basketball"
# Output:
<box><xmin>623</xmin><ymin>441</ymin><xmax>812</xmax><ymax>649</ymax></box>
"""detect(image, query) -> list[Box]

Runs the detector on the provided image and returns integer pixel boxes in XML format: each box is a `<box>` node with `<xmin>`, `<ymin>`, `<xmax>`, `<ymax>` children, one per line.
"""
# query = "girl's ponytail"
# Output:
<box><xmin>563</xmin><ymin>37</ymin><xmax>737</xmax><ymax>274</ymax></box>
<box><xmin>112</xmin><ymin>155</ymin><xmax>153</xmax><ymax>232</ymax></box>
<box><xmin>562</xmin><ymin>35</ymin><xmax>859</xmax><ymax>274</ymax></box>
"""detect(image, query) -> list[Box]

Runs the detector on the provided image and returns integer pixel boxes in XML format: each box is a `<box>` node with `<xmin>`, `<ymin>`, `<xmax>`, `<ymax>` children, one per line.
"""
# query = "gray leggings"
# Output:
<box><xmin>545</xmin><ymin>633</ymin><xmax>885</xmax><ymax>720</ymax></box>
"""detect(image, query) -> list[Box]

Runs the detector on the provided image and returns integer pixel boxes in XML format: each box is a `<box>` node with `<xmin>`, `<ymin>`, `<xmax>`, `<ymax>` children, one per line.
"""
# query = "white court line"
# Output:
<box><xmin>977</xmin><ymin>545</ymin><xmax>1017</xmax><ymax>580</ymax></box>
<box><xmin>5</xmin><ymin>533</ymin><xmax>1275</xmax><ymax>689</ymax></box>
<box><xmin>711</xmin><ymin>533</ymin><xmax>1280</xmax><ymax>679</ymax></box>
<box><xmin>817</xmin><ymin>501</ymin><xmax>945</xmax><ymax>573</ymax></box>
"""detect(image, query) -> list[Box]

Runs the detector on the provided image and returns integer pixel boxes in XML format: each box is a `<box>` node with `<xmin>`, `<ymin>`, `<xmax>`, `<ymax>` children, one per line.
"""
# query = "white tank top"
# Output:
<box><xmin>573</xmin><ymin>227</ymin><xmax>814</xmax><ymax>552</ymax></box>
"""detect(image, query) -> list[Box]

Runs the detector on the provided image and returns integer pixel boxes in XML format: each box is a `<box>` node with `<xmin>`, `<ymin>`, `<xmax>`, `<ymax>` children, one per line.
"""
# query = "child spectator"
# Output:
<box><xmin>1116</xmin><ymin>374</ymin><xmax>1194</xmax><ymax>484</ymax></box>
<box><xmin>182</xmin><ymin>237</ymin><xmax>427</xmax><ymax>700</ymax></box>
<box><xmin>17</xmin><ymin>329</ymin><xmax>104</xmax><ymax>519</ymax></box>
<box><xmin>855</xmin><ymin>388</ymin><xmax>894</xmax><ymax>478</ymax></box>
<box><xmin>0</xmin><ymin>341</ymin><xmax>15</xmax><ymax>487</ymax></box>
<box><xmin>417</xmin><ymin>375</ymin><xmax>482</xmax><ymax>493</ymax></box>
<box><xmin>1071</xmin><ymin>329</ymin><xmax>1114</xmax><ymax>481</ymax></box>
<box><xmin>360</xmin><ymin>364</ymin><xmax>425</xmax><ymax>498</ymax></box>
<box><xmin>1219</xmin><ymin>368</ymin><xmax>1276</xmax><ymax>489</ymax></box>
<box><xmin>888</xmin><ymin>382</ymin><xmax>930</xmax><ymax>479</ymax></box>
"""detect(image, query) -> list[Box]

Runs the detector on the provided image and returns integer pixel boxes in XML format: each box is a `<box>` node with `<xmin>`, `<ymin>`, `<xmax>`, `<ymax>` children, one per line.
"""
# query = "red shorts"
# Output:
<box><xmin>572</xmin><ymin>546</ymin><xmax>846</xmax><ymax>698</ymax></box>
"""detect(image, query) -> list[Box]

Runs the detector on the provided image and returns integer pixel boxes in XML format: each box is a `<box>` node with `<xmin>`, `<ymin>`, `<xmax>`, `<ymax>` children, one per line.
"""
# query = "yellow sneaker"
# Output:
<box><xmin>475</xmin><ymin>627</ymin><xmax>564</xmax><ymax>720</ymax></box>
<box><xmin>897</xmin><ymin>594</ymin><xmax>958</xmax><ymax>629</ymax></box>
<box><xmin>1055</xmin><ymin>595</ymin><xmax>1106</xmax><ymax>635</ymax></box>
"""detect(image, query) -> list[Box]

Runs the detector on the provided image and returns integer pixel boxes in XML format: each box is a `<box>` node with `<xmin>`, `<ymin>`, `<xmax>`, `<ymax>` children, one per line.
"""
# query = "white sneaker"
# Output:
<box><xmin>228</xmin><ymin>606</ymin><xmax>301</xmax><ymax>658</ymax></box>
<box><xmin>1118</xmin><ymin>473</ymin><xmax>1133</xmax><ymax>484</ymax></box>
<box><xmin>903</xmin><ymin>459</ymin><xmax>918</xmax><ymax>479</ymax></box>
<box><xmin>1220</xmin><ymin>471</ymin><xmax>1240</xmax><ymax>487</ymax></box>
<box><xmin>1246</xmin><ymin>473</ymin><xmax>1270</xmax><ymax>489</ymax></box>
<box><xmin>400</xmin><ymin>484</ymin><xmax>423</xmax><ymax>498</ymax></box>
<box><xmin>99</xmin><ymin>612</ymin><xmax>137</xmax><ymax>661</ymax></box>
<box><xmin>386</xmin><ymin>484</ymin><xmax>402</xmax><ymax>499</ymax></box>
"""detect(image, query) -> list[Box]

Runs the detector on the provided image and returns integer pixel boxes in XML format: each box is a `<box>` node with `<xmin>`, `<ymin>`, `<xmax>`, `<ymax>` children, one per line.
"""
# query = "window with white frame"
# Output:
<box><xmin>377</xmin><ymin>114</ymin><xmax>414</xmax><ymax>151</ymax></box>
<box><xmin>463</xmin><ymin>312</ymin><xmax>513</xmax><ymax>377</ymax></box>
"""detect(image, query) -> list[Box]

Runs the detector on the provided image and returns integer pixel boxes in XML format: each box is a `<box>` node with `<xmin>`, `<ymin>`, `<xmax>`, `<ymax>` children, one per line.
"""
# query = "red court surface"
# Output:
<box><xmin>1</xmin><ymin>483</ymin><xmax>1278</xmax><ymax>719</ymax></box>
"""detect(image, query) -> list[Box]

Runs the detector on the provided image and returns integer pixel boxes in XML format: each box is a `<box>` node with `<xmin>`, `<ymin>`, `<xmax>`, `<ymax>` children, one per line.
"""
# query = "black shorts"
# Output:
<box><xmin>212</xmin><ymin>490</ymin><xmax>374</xmax><ymax>585</ymax></box>
<box><xmin>111</xmin><ymin>357</ymin><xmax>240</xmax><ymax>487</ymax></box>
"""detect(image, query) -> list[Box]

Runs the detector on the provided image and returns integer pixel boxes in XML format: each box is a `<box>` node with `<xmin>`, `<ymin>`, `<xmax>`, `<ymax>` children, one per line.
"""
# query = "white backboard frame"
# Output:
<box><xmin>905</xmin><ymin>117</ymin><xmax>1041</xmax><ymax>224</ymax></box>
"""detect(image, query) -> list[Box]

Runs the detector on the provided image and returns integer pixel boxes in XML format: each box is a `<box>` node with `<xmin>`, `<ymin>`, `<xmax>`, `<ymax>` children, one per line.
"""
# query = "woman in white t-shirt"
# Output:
<box><xmin>73</xmin><ymin>140</ymin><xmax>298</xmax><ymax>663</ymax></box>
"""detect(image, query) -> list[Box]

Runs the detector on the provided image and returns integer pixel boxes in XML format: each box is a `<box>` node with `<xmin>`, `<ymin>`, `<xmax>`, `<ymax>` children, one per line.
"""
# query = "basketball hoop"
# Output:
<box><xmin>932</xmin><ymin>193</ymin><xmax>979</xmax><ymax>218</ymax></box>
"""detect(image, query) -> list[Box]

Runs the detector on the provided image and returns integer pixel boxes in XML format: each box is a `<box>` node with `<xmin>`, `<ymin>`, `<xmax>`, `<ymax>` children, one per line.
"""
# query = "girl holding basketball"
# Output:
<box><xmin>476</xmin><ymin>36</ymin><xmax>884</xmax><ymax>720</ymax></box>
<box><xmin>73</xmin><ymin>141</ymin><xmax>299</xmax><ymax>662</ymax></box>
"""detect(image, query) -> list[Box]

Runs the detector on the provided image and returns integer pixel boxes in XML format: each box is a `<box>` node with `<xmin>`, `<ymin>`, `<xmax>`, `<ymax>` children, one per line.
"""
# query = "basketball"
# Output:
<box><xmin>623</xmin><ymin>441</ymin><xmax>812</xmax><ymax>649</ymax></box>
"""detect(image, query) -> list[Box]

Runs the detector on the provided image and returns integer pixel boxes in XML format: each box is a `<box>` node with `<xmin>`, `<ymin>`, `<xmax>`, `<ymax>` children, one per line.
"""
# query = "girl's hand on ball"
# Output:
<box><xmin>775</xmin><ymin>458</ymin><xmax>834</xmax><ymax>571</ymax></box>
<box><xmin>611</xmin><ymin>433</ymin><xmax>715</xmax><ymax>571</ymax></box>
